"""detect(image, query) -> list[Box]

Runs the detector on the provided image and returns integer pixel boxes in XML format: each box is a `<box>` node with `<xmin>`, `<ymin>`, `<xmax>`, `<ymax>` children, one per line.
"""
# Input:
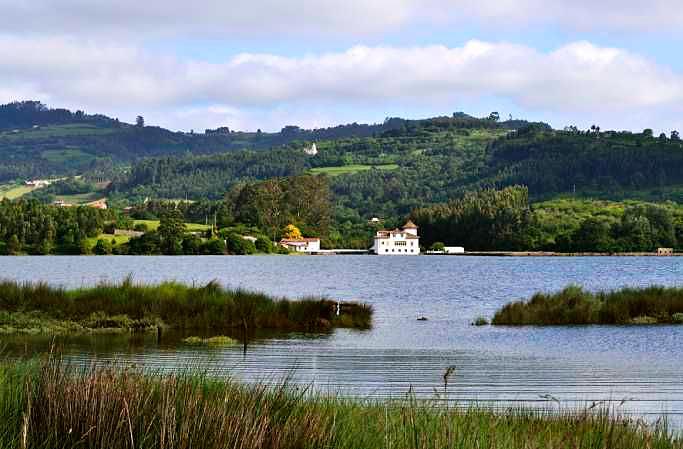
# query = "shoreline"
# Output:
<box><xmin>429</xmin><ymin>251</ymin><xmax>682</xmax><ymax>257</ymax></box>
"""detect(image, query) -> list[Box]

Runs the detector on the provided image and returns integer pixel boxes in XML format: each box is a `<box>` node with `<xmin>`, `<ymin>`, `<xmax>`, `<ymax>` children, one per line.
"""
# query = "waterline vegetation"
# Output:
<box><xmin>492</xmin><ymin>285</ymin><xmax>683</xmax><ymax>325</ymax></box>
<box><xmin>0</xmin><ymin>278</ymin><xmax>373</xmax><ymax>334</ymax></box>
<box><xmin>0</xmin><ymin>358</ymin><xmax>681</xmax><ymax>449</ymax></box>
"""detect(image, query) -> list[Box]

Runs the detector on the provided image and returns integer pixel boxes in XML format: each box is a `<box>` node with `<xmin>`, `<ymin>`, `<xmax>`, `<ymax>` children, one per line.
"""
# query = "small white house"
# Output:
<box><xmin>304</xmin><ymin>143</ymin><xmax>318</xmax><ymax>156</ymax></box>
<box><xmin>372</xmin><ymin>220</ymin><xmax>420</xmax><ymax>255</ymax></box>
<box><xmin>279</xmin><ymin>238</ymin><xmax>321</xmax><ymax>253</ymax></box>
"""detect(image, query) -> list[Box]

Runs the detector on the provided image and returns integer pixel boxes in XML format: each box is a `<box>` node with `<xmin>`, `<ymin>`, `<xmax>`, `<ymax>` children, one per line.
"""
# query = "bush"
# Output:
<box><xmin>472</xmin><ymin>316</ymin><xmax>489</xmax><ymax>326</ymax></box>
<box><xmin>202</xmin><ymin>239</ymin><xmax>226</xmax><ymax>255</ymax></box>
<box><xmin>430</xmin><ymin>242</ymin><xmax>446</xmax><ymax>252</ymax></box>
<box><xmin>255</xmin><ymin>236</ymin><xmax>273</xmax><ymax>253</ymax></box>
<box><xmin>103</xmin><ymin>222</ymin><xmax>116</xmax><ymax>234</ymax></box>
<box><xmin>225</xmin><ymin>233</ymin><xmax>256</xmax><ymax>255</ymax></box>
<box><xmin>493</xmin><ymin>285</ymin><xmax>683</xmax><ymax>325</ymax></box>
<box><xmin>93</xmin><ymin>239</ymin><xmax>112</xmax><ymax>255</ymax></box>
<box><xmin>134</xmin><ymin>223</ymin><xmax>148</xmax><ymax>232</ymax></box>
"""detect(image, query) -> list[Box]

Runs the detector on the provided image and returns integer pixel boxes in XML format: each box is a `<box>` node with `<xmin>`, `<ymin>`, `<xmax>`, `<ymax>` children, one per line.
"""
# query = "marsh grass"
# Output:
<box><xmin>0</xmin><ymin>278</ymin><xmax>373</xmax><ymax>333</ymax></box>
<box><xmin>493</xmin><ymin>285</ymin><xmax>683</xmax><ymax>325</ymax></box>
<box><xmin>182</xmin><ymin>335</ymin><xmax>238</xmax><ymax>346</ymax></box>
<box><xmin>0</xmin><ymin>358</ymin><xmax>681</xmax><ymax>449</ymax></box>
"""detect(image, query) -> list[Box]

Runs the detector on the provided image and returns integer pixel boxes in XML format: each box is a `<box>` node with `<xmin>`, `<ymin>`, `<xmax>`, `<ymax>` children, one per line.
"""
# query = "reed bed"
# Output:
<box><xmin>492</xmin><ymin>285</ymin><xmax>683</xmax><ymax>325</ymax></box>
<box><xmin>0</xmin><ymin>358</ymin><xmax>680</xmax><ymax>449</ymax></box>
<box><xmin>0</xmin><ymin>278</ymin><xmax>373</xmax><ymax>333</ymax></box>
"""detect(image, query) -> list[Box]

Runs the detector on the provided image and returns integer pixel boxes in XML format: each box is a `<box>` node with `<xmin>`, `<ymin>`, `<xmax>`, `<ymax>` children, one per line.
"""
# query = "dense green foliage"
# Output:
<box><xmin>492</xmin><ymin>285</ymin><xmax>683</xmax><ymax>325</ymax></box>
<box><xmin>228</xmin><ymin>175</ymin><xmax>332</xmax><ymax>240</ymax></box>
<box><xmin>0</xmin><ymin>279</ymin><xmax>373</xmax><ymax>332</ymax></box>
<box><xmin>0</xmin><ymin>199</ymin><xmax>111</xmax><ymax>254</ymax></box>
<box><xmin>411</xmin><ymin>186</ymin><xmax>532</xmax><ymax>250</ymax></box>
<box><xmin>412</xmin><ymin>188</ymin><xmax>683</xmax><ymax>252</ymax></box>
<box><xmin>483</xmin><ymin>127</ymin><xmax>683</xmax><ymax>197</ymax></box>
<box><xmin>6</xmin><ymin>101</ymin><xmax>683</xmax><ymax>252</ymax></box>
<box><xmin>1</xmin><ymin>359</ymin><xmax>680</xmax><ymax>449</ymax></box>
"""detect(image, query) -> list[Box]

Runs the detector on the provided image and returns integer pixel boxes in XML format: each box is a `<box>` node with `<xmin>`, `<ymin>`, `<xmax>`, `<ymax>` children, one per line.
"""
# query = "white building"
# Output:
<box><xmin>372</xmin><ymin>221</ymin><xmax>420</xmax><ymax>255</ymax></box>
<box><xmin>304</xmin><ymin>143</ymin><xmax>318</xmax><ymax>156</ymax></box>
<box><xmin>444</xmin><ymin>246</ymin><xmax>465</xmax><ymax>254</ymax></box>
<box><xmin>279</xmin><ymin>238</ymin><xmax>321</xmax><ymax>253</ymax></box>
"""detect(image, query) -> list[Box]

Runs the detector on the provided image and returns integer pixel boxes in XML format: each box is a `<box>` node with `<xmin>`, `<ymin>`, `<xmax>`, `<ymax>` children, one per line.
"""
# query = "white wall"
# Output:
<box><xmin>374</xmin><ymin>234</ymin><xmax>420</xmax><ymax>255</ymax></box>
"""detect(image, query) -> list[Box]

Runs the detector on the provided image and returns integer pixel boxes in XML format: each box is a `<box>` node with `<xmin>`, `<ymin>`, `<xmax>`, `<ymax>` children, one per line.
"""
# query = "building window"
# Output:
<box><xmin>396</xmin><ymin>241</ymin><xmax>407</xmax><ymax>246</ymax></box>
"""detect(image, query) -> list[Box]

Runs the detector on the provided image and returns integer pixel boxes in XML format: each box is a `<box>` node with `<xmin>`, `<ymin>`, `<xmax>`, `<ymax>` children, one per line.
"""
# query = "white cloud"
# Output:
<box><xmin>1</xmin><ymin>0</ymin><xmax>682</xmax><ymax>37</ymax></box>
<box><xmin>0</xmin><ymin>0</ymin><xmax>411</xmax><ymax>37</ymax></box>
<box><xmin>1</xmin><ymin>36</ymin><xmax>682</xmax><ymax>131</ymax></box>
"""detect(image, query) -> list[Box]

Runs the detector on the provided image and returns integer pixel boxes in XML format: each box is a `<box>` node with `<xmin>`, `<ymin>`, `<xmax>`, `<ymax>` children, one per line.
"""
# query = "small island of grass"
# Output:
<box><xmin>492</xmin><ymin>285</ymin><xmax>683</xmax><ymax>326</ymax></box>
<box><xmin>0</xmin><ymin>278</ymin><xmax>372</xmax><ymax>335</ymax></box>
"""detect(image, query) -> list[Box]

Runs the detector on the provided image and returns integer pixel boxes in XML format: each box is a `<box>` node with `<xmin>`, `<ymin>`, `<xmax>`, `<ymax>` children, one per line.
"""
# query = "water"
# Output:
<box><xmin>2</xmin><ymin>255</ymin><xmax>683</xmax><ymax>425</ymax></box>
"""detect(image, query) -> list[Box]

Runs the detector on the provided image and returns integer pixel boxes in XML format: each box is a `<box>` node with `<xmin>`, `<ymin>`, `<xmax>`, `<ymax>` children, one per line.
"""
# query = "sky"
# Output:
<box><xmin>1</xmin><ymin>0</ymin><xmax>682</xmax><ymax>133</ymax></box>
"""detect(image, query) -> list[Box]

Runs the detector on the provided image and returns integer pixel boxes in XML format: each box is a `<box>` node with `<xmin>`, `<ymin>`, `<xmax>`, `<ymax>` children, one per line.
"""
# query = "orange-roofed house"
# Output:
<box><xmin>279</xmin><ymin>237</ymin><xmax>321</xmax><ymax>253</ymax></box>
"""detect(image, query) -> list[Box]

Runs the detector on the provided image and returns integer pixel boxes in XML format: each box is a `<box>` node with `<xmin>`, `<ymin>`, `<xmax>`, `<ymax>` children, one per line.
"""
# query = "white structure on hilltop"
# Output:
<box><xmin>280</xmin><ymin>237</ymin><xmax>321</xmax><ymax>253</ymax></box>
<box><xmin>372</xmin><ymin>221</ymin><xmax>420</xmax><ymax>255</ymax></box>
<box><xmin>304</xmin><ymin>143</ymin><xmax>318</xmax><ymax>156</ymax></box>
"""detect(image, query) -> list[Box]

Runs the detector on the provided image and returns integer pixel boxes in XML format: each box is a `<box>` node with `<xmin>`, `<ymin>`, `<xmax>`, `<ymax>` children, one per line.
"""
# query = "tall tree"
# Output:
<box><xmin>158</xmin><ymin>209</ymin><xmax>185</xmax><ymax>255</ymax></box>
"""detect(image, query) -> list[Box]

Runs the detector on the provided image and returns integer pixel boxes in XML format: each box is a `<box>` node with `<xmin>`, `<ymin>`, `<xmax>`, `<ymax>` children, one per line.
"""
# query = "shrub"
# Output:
<box><xmin>430</xmin><ymin>242</ymin><xmax>445</xmax><ymax>252</ymax></box>
<box><xmin>493</xmin><ymin>285</ymin><xmax>683</xmax><ymax>325</ymax></box>
<box><xmin>472</xmin><ymin>316</ymin><xmax>489</xmax><ymax>326</ymax></box>
<box><xmin>255</xmin><ymin>236</ymin><xmax>273</xmax><ymax>253</ymax></box>
<box><xmin>225</xmin><ymin>233</ymin><xmax>256</xmax><ymax>255</ymax></box>
<box><xmin>93</xmin><ymin>239</ymin><xmax>112</xmax><ymax>255</ymax></box>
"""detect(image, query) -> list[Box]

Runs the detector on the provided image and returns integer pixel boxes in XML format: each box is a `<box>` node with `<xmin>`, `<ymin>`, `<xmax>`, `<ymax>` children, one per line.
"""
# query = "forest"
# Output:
<box><xmin>3</xmin><ymin>101</ymin><xmax>683</xmax><ymax>253</ymax></box>
<box><xmin>412</xmin><ymin>186</ymin><xmax>683</xmax><ymax>252</ymax></box>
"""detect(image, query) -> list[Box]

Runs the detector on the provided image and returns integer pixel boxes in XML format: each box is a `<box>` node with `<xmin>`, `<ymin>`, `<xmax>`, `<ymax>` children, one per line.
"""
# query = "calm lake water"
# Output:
<box><xmin>2</xmin><ymin>255</ymin><xmax>683</xmax><ymax>425</ymax></box>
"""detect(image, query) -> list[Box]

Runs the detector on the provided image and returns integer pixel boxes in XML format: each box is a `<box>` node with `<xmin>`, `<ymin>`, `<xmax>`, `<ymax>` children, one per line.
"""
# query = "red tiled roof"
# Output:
<box><xmin>280</xmin><ymin>238</ymin><xmax>320</xmax><ymax>243</ymax></box>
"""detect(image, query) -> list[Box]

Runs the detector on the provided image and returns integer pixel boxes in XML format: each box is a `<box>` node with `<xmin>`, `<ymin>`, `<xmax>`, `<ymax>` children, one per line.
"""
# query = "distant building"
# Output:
<box><xmin>372</xmin><ymin>220</ymin><xmax>420</xmax><ymax>255</ymax></box>
<box><xmin>444</xmin><ymin>246</ymin><xmax>465</xmax><ymax>254</ymax></box>
<box><xmin>25</xmin><ymin>179</ymin><xmax>51</xmax><ymax>187</ymax></box>
<box><xmin>304</xmin><ymin>143</ymin><xmax>318</xmax><ymax>156</ymax></box>
<box><xmin>86</xmin><ymin>199</ymin><xmax>108</xmax><ymax>210</ymax></box>
<box><xmin>280</xmin><ymin>238</ymin><xmax>321</xmax><ymax>253</ymax></box>
<box><xmin>368</xmin><ymin>217</ymin><xmax>381</xmax><ymax>224</ymax></box>
<box><xmin>52</xmin><ymin>199</ymin><xmax>73</xmax><ymax>207</ymax></box>
<box><xmin>657</xmin><ymin>247</ymin><xmax>674</xmax><ymax>256</ymax></box>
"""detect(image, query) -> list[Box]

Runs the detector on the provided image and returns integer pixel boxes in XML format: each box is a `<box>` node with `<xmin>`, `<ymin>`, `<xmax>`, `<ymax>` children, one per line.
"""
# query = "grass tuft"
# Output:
<box><xmin>493</xmin><ymin>285</ymin><xmax>683</xmax><ymax>325</ymax></box>
<box><xmin>0</xmin><ymin>358</ymin><xmax>680</xmax><ymax>449</ymax></box>
<box><xmin>0</xmin><ymin>279</ymin><xmax>373</xmax><ymax>334</ymax></box>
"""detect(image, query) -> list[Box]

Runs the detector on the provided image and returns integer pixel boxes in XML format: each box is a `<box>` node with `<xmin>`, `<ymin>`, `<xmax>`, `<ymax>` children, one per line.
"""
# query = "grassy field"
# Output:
<box><xmin>492</xmin><ymin>285</ymin><xmax>683</xmax><ymax>325</ymax></box>
<box><xmin>83</xmin><ymin>233</ymin><xmax>130</xmax><ymax>251</ymax></box>
<box><xmin>0</xmin><ymin>124</ymin><xmax>115</xmax><ymax>141</ymax></box>
<box><xmin>133</xmin><ymin>219</ymin><xmax>211</xmax><ymax>232</ymax></box>
<box><xmin>54</xmin><ymin>192</ymin><xmax>104</xmax><ymax>204</ymax></box>
<box><xmin>40</xmin><ymin>148</ymin><xmax>95</xmax><ymax>165</ymax></box>
<box><xmin>0</xmin><ymin>279</ymin><xmax>373</xmax><ymax>334</ymax></box>
<box><xmin>309</xmin><ymin>164</ymin><xmax>399</xmax><ymax>176</ymax></box>
<box><xmin>1</xmin><ymin>359</ymin><xmax>680</xmax><ymax>449</ymax></box>
<box><xmin>0</xmin><ymin>184</ymin><xmax>39</xmax><ymax>200</ymax></box>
